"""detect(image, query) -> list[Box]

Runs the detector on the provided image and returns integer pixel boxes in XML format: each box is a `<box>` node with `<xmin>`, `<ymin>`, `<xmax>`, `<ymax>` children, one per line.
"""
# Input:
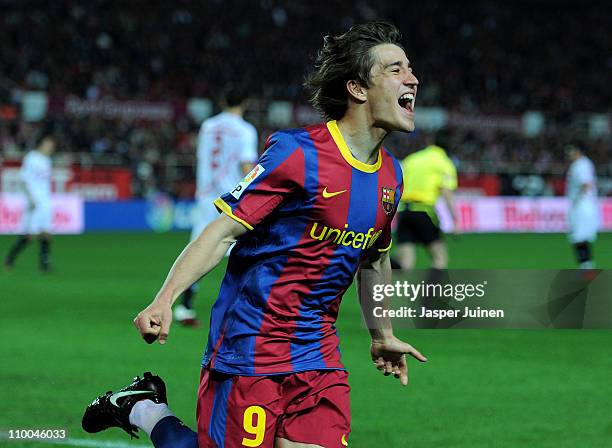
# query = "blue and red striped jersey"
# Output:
<box><xmin>203</xmin><ymin>120</ymin><xmax>403</xmax><ymax>375</ymax></box>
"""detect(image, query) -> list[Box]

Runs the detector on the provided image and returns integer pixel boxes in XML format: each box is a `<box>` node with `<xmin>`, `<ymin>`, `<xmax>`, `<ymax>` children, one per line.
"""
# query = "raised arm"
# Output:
<box><xmin>135</xmin><ymin>131</ymin><xmax>303</xmax><ymax>345</ymax></box>
<box><xmin>133</xmin><ymin>213</ymin><xmax>247</xmax><ymax>344</ymax></box>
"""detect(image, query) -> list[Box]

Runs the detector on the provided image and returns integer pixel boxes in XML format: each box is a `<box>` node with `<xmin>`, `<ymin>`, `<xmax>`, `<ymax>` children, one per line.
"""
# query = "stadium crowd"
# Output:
<box><xmin>1</xmin><ymin>0</ymin><xmax>610</xmax><ymax>194</ymax></box>
<box><xmin>2</xmin><ymin>1</ymin><xmax>610</xmax><ymax>113</ymax></box>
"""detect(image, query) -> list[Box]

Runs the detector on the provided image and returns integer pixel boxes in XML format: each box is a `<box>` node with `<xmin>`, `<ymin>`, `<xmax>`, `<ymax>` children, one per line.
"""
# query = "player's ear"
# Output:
<box><xmin>346</xmin><ymin>79</ymin><xmax>367</xmax><ymax>103</ymax></box>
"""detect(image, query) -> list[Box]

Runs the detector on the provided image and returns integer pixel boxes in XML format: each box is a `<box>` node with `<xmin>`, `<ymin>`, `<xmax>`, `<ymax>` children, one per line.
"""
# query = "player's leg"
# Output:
<box><xmin>395</xmin><ymin>209</ymin><xmax>418</xmax><ymax>272</ymax></box>
<box><xmin>568</xmin><ymin>203</ymin><xmax>598</xmax><ymax>269</ymax></box>
<box><xmin>82</xmin><ymin>372</ymin><xmax>198</xmax><ymax>447</ymax></box>
<box><xmin>197</xmin><ymin>368</ymin><xmax>282</xmax><ymax>448</ymax></box>
<box><xmin>420</xmin><ymin>211</ymin><xmax>446</xmax><ymax>269</ymax></box>
<box><xmin>276</xmin><ymin>370</ymin><xmax>351</xmax><ymax>448</ymax></box>
<box><xmin>17</xmin><ymin>202</ymin><xmax>52</xmax><ymax>272</ymax></box>
<box><xmin>146</xmin><ymin>413</ymin><xmax>198</xmax><ymax>448</ymax></box>
<box><xmin>4</xmin><ymin>235</ymin><xmax>32</xmax><ymax>268</ymax></box>
<box><xmin>39</xmin><ymin>232</ymin><xmax>52</xmax><ymax>272</ymax></box>
<box><xmin>132</xmin><ymin>401</ymin><xmax>197</xmax><ymax>448</ymax></box>
<box><xmin>36</xmin><ymin>201</ymin><xmax>53</xmax><ymax>271</ymax></box>
<box><xmin>573</xmin><ymin>241</ymin><xmax>594</xmax><ymax>269</ymax></box>
<box><xmin>5</xmin><ymin>202</ymin><xmax>37</xmax><ymax>269</ymax></box>
<box><xmin>426</xmin><ymin>240</ymin><xmax>448</xmax><ymax>269</ymax></box>
<box><xmin>396</xmin><ymin>242</ymin><xmax>417</xmax><ymax>271</ymax></box>
<box><xmin>174</xmin><ymin>284</ymin><xmax>200</xmax><ymax>326</ymax></box>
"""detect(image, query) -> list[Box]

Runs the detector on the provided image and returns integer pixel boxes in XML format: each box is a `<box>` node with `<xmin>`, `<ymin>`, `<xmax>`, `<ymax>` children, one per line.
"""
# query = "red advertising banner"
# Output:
<box><xmin>437</xmin><ymin>197</ymin><xmax>612</xmax><ymax>233</ymax></box>
<box><xmin>0</xmin><ymin>193</ymin><xmax>84</xmax><ymax>234</ymax></box>
<box><xmin>67</xmin><ymin>168</ymin><xmax>132</xmax><ymax>200</ymax></box>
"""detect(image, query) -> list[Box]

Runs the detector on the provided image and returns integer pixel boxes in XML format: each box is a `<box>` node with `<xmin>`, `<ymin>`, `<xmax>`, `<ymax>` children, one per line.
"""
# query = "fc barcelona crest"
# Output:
<box><xmin>381</xmin><ymin>187</ymin><xmax>395</xmax><ymax>215</ymax></box>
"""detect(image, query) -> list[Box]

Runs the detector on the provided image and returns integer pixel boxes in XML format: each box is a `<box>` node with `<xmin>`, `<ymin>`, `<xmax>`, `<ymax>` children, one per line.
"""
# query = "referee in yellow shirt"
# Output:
<box><xmin>396</xmin><ymin>134</ymin><xmax>458</xmax><ymax>271</ymax></box>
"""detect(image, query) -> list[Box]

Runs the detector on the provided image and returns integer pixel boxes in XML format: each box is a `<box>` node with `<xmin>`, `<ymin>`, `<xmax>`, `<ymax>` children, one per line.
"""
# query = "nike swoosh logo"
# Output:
<box><xmin>341</xmin><ymin>434</ymin><xmax>348</xmax><ymax>446</ymax></box>
<box><xmin>322</xmin><ymin>187</ymin><xmax>347</xmax><ymax>199</ymax></box>
<box><xmin>109</xmin><ymin>390</ymin><xmax>153</xmax><ymax>407</ymax></box>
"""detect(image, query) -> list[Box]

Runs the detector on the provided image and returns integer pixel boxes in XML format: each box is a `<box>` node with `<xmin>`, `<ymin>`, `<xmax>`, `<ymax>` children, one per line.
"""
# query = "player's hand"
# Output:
<box><xmin>27</xmin><ymin>197</ymin><xmax>36</xmax><ymax>211</ymax></box>
<box><xmin>371</xmin><ymin>336</ymin><xmax>427</xmax><ymax>386</ymax></box>
<box><xmin>133</xmin><ymin>302</ymin><xmax>173</xmax><ymax>345</ymax></box>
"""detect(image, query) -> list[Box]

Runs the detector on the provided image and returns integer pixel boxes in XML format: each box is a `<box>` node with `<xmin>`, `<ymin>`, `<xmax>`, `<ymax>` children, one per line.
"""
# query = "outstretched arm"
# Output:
<box><xmin>133</xmin><ymin>213</ymin><xmax>247</xmax><ymax>344</ymax></box>
<box><xmin>357</xmin><ymin>249</ymin><xmax>427</xmax><ymax>386</ymax></box>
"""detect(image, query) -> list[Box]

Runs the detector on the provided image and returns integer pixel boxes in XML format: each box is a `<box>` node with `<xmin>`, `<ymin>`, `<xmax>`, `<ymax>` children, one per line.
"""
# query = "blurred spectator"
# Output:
<box><xmin>1</xmin><ymin>1</ymin><xmax>610</xmax><ymax>113</ymax></box>
<box><xmin>0</xmin><ymin>1</ymin><xmax>610</xmax><ymax>196</ymax></box>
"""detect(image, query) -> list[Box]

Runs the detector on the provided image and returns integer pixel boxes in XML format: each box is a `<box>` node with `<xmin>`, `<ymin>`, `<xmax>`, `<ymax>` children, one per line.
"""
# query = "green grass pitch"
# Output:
<box><xmin>1</xmin><ymin>232</ymin><xmax>611</xmax><ymax>447</ymax></box>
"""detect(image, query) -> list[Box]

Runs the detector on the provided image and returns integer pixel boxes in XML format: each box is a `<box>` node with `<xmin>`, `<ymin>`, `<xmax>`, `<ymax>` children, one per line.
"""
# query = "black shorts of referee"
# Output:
<box><xmin>396</xmin><ymin>203</ymin><xmax>441</xmax><ymax>245</ymax></box>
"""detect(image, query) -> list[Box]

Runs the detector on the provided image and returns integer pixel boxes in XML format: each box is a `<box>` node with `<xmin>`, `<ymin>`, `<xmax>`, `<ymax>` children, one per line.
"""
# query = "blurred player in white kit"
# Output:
<box><xmin>566</xmin><ymin>144</ymin><xmax>599</xmax><ymax>269</ymax></box>
<box><xmin>174</xmin><ymin>86</ymin><xmax>258</xmax><ymax>325</ymax></box>
<box><xmin>4</xmin><ymin>133</ymin><xmax>56</xmax><ymax>272</ymax></box>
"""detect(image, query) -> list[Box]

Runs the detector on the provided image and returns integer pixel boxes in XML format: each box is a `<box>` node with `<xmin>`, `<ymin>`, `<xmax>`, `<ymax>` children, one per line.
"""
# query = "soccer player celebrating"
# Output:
<box><xmin>565</xmin><ymin>144</ymin><xmax>599</xmax><ymax>268</ymax></box>
<box><xmin>174</xmin><ymin>86</ymin><xmax>258</xmax><ymax>327</ymax></box>
<box><xmin>4</xmin><ymin>133</ymin><xmax>56</xmax><ymax>272</ymax></box>
<box><xmin>395</xmin><ymin>132</ymin><xmax>458</xmax><ymax>272</ymax></box>
<box><xmin>83</xmin><ymin>22</ymin><xmax>426</xmax><ymax>447</ymax></box>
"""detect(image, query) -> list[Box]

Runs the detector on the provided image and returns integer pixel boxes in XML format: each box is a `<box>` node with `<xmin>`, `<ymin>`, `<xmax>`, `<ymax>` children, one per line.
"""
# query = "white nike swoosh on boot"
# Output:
<box><xmin>109</xmin><ymin>390</ymin><xmax>154</xmax><ymax>407</ymax></box>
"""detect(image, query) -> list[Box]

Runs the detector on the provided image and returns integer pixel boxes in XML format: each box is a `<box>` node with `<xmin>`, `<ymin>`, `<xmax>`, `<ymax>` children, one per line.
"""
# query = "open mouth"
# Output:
<box><xmin>398</xmin><ymin>92</ymin><xmax>416</xmax><ymax>112</ymax></box>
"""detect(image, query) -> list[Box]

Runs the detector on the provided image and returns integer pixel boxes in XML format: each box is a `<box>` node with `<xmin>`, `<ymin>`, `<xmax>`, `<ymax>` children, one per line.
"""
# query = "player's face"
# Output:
<box><xmin>40</xmin><ymin>137</ymin><xmax>56</xmax><ymax>155</ymax></box>
<box><xmin>365</xmin><ymin>44</ymin><xmax>418</xmax><ymax>133</ymax></box>
<box><xmin>566</xmin><ymin>148</ymin><xmax>581</xmax><ymax>161</ymax></box>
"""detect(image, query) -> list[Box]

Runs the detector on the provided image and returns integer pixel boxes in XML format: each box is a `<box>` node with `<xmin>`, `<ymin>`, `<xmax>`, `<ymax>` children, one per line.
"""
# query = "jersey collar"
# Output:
<box><xmin>326</xmin><ymin>120</ymin><xmax>382</xmax><ymax>173</ymax></box>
